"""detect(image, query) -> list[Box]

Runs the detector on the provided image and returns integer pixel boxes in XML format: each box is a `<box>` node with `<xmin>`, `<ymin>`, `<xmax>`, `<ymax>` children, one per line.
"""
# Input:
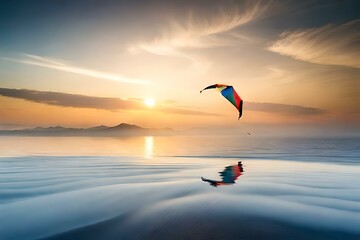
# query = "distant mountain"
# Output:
<box><xmin>107</xmin><ymin>123</ymin><xmax>144</xmax><ymax>131</ymax></box>
<box><xmin>0</xmin><ymin>123</ymin><xmax>173</xmax><ymax>136</ymax></box>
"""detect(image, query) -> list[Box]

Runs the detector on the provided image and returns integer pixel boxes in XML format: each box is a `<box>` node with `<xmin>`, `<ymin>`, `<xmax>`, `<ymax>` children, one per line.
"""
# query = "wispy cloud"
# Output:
<box><xmin>2</xmin><ymin>53</ymin><xmax>151</xmax><ymax>85</ymax></box>
<box><xmin>246</xmin><ymin>102</ymin><xmax>327</xmax><ymax>116</ymax></box>
<box><xmin>128</xmin><ymin>1</ymin><xmax>272</xmax><ymax>56</ymax></box>
<box><xmin>268</xmin><ymin>20</ymin><xmax>360</xmax><ymax>68</ymax></box>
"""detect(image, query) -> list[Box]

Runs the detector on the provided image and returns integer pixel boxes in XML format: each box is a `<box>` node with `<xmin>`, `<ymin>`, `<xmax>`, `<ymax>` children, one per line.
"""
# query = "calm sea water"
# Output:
<box><xmin>0</xmin><ymin>135</ymin><xmax>359</xmax><ymax>240</ymax></box>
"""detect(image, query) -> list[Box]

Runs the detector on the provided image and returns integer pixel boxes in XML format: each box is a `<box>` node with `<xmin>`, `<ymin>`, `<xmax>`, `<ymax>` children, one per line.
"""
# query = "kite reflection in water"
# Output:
<box><xmin>201</xmin><ymin>161</ymin><xmax>244</xmax><ymax>187</ymax></box>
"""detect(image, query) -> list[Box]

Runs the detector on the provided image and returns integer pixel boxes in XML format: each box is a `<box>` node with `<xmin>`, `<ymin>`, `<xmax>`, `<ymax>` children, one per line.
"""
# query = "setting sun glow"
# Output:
<box><xmin>144</xmin><ymin>98</ymin><xmax>155</xmax><ymax>107</ymax></box>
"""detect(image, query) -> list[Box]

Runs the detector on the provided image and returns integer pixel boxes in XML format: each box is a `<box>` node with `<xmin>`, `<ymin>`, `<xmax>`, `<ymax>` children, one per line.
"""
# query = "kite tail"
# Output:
<box><xmin>238</xmin><ymin>100</ymin><xmax>243</xmax><ymax>120</ymax></box>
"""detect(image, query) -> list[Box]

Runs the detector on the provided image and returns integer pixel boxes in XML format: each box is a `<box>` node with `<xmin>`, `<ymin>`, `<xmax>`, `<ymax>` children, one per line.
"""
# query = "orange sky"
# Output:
<box><xmin>0</xmin><ymin>1</ymin><xmax>359</xmax><ymax>133</ymax></box>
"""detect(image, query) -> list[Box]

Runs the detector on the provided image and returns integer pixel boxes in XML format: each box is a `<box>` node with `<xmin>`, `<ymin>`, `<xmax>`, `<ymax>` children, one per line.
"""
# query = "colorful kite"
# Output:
<box><xmin>200</xmin><ymin>84</ymin><xmax>243</xmax><ymax>119</ymax></box>
<box><xmin>201</xmin><ymin>161</ymin><xmax>244</xmax><ymax>187</ymax></box>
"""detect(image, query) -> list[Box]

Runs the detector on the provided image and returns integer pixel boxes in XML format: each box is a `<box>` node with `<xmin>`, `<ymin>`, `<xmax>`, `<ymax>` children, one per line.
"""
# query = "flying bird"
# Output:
<box><xmin>200</xmin><ymin>84</ymin><xmax>243</xmax><ymax>119</ymax></box>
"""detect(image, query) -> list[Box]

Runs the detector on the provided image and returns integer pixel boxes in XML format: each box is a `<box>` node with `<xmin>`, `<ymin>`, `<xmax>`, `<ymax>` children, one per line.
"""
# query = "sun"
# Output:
<box><xmin>144</xmin><ymin>98</ymin><xmax>155</xmax><ymax>107</ymax></box>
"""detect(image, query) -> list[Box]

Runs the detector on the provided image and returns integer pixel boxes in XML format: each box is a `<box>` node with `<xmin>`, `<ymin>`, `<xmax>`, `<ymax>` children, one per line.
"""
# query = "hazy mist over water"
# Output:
<box><xmin>0</xmin><ymin>135</ymin><xmax>359</xmax><ymax>240</ymax></box>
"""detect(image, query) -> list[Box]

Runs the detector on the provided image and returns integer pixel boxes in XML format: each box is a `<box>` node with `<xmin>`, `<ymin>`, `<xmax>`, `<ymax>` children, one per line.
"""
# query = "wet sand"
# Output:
<box><xmin>0</xmin><ymin>136</ymin><xmax>359</xmax><ymax>240</ymax></box>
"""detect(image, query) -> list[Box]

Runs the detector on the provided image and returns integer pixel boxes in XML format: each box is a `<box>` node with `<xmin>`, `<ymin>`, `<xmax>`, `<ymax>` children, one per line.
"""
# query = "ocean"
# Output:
<box><xmin>0</xmin><ymin>135</ymin><xmax>359</xmax><ymax>240</ymax></box>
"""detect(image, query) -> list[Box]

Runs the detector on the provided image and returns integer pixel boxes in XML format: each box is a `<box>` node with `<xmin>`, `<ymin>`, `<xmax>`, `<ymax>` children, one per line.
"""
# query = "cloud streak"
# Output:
<box><xmin>129</xmin><ymin>1</ymin><xmax>272</xmax><ymax>56</ymax></box>
<box><xmin>268</xmin><ymin>20</ymin><xmax>360</xmax><ymax>68</ymax></box>
<box><xmin>2</xmin><ymin>54</ymin><xmax>151</xmax><ymax>85</ymax></box>
<box><xmin>0</xmin><ymin>88</ymin><xmax>216</xmax><ymax>116</ymax></box>
<box><xmin>246</xmin><ymin>102</ymin><xmax>327</xmax><ymax>116</ymax></box>
<box><xmin>0</xmin><ymin>88</ymin><xmax>327</xmax><ymax>117</ymax></box>
<box><xmin>0</xmin><ymin>88</ymin><xmax>142</xmax><ymax>110</ymax></box>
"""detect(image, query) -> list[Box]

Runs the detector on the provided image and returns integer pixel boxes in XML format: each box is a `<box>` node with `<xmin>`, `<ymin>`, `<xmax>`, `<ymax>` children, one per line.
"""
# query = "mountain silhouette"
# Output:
<box><xmin>0</xmin><ymin>123</ymin><xmax>173</xmax><ymax>136</ymax></box>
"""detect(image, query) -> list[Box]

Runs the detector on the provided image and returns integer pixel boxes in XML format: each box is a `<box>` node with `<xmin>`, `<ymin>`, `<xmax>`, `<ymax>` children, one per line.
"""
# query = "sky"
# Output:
<box><xmin>0</xmin><ymin>0</ymin><xmax>359</xmax><ymax>135</ymax></box>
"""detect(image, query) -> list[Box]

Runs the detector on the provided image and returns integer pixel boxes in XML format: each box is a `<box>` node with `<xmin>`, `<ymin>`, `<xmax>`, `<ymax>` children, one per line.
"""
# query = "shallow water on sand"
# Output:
<box><xmin>0</xmin><ymin>136</ymin><xmax>359</xmax><ymax>240</ymax></box>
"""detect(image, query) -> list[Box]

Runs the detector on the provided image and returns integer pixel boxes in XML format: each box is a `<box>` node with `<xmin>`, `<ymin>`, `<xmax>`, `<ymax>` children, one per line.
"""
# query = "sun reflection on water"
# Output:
<box><xmin>144</xmin><ymin>136</ymin><xmax>154</xmax><ymax>159</ymax></box>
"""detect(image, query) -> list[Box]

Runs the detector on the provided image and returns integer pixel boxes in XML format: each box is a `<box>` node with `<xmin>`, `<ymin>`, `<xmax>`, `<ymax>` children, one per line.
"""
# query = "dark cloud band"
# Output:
<box><xmin>0</xmin><ymin>88</ymin><xmax>326</xmax><ymax>117</ymax></box>
<box><xmin>0</xmin><ymin>88</ymin><xmax>217</xmax><ymax>116</ymax></box>
<box><xmin>246</xmin><ymin>102</ymin><xmax>326</xmax><ymax>115</ymax></box>
<box><xmin>0</xmin><ymin>88</ymin><xmax>141</xmax><ymax>110</ymax></box>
